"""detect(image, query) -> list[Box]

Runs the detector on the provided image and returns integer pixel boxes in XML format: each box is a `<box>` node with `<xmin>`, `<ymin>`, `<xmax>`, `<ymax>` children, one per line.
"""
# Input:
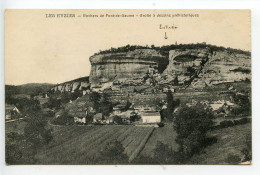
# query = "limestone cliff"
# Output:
<box><xmin>54</xmin><ymin>45</ymin><xmax>250</xmax><ymax>92</ymax></box>
<box><xmin>51</xmin><ymin>77</ymin><xmax>90</xmax><ymax>93</ymax></box>
<box><xmin>162</xmin><ymin>48</ymin><xmax>250</xmax><ymax>87</ymax></box>
<box><xmin>194</xmin><ymin>51</ymin><xmax>251</xmax><ymax>87</ymax></box>
<box><xmin>89</xmin><ymin>49</ymin><xmax>168</xmax><ymax>86</ymax></box>
<box><xmin>89</xmin><ymin>46</ymin><xmax>250</xmax><ymax>89</ymax></box>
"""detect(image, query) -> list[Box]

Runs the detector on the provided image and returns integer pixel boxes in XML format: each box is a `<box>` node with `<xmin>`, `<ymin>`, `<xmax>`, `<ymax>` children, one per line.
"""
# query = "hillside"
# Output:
<box><xmin>5</xmin><ymin>83</ymin><xmax>55</xmax><ymax>98</ymax></box>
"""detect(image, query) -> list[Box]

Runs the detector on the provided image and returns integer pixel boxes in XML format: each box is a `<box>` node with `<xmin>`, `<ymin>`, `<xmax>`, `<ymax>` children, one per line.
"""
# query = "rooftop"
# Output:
<box><xmin>142</xmin><ymin>112</ymin><xmax>160</xmax><ymax>116</ymax></box>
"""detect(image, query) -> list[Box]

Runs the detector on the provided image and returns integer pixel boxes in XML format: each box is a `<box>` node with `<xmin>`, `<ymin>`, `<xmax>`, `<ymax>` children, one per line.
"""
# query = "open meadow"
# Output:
<box><xmin>189</xmin><ymin>123</ymin><xmax>251</xmax><ymax>164</ymax></box>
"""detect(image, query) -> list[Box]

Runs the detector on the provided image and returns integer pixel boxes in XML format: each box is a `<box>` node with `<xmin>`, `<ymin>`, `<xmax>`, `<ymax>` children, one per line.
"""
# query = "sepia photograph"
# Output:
<box><xmin>4</xmin><ymin>9</ymin><xmax>251</xmax><ymax>165</ymax></box>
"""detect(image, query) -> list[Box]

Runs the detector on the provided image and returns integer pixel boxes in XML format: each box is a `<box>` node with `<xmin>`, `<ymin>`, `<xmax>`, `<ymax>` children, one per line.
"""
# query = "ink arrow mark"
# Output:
<box><xmin>164</xmin><ymin>32</ymin><xmax>168</xmax><ymax>39</ymax></box>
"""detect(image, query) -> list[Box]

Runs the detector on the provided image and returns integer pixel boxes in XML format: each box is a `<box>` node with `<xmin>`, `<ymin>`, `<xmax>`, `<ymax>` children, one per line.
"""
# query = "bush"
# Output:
<box><xmin>157</xmin><ymin>122</ymin><xmax>165</xmax><ymax>127</ymax></box>
<box><xmin>52</xmin><ymin>110</ymin><xmax>74</xmax><ymax>125</ymax></box>
<box><xmin>113</xmin><ymin>116</ymin><xmax>123</xmax><ymax>125</ymax></box>
<box><xmin>219</xmin><ymin>120</ymin><xmax>234</xmax><ymax>128</ymax></box>
<box><xmin>130</xmin><ymin>113</ymin><xmax>141</xmax><ymax>122</ymax></box>
<box><xmin>99</xmin><ymin>140</ymin><xmax>129</xmax><ymax>164</ymax></box>
<box><xmin>152</xmin><ymin>141</ymin><xmax>187</xmax><ymax>164</ymax></box>
<box><xmin>46</xmin><ymin>97</ymin><xmax>61</xmax><ymax>110</ymax></box>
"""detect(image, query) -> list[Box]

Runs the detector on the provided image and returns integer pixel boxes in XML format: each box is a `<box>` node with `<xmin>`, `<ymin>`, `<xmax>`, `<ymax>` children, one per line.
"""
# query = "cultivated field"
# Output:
<box><xmin>36</xmin><ymin>125</ymin><xmax>154</xmax><ymax>164</ymax></box>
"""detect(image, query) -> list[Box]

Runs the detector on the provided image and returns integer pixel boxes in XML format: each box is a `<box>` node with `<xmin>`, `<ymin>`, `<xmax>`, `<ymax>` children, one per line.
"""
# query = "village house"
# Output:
<box><xmin>5</xmin><ymin>105</ymin><xmax>20</xmax><ymax>120</ymax></box>
<box><xmin>74</xmin><ymin>115</ymin><xmax>87</xmax><ymax>124</ymax></box>
<box><xmin>93</xmin><ymin>113</ymin><xmax>103</xmax><ymax>123</ymax></box>
<box><xmin>106</xmin><ymin>116</ymin><xmax>114</xmax><ymax>124</ymax></box>
<box><xmin>141</xmin><ymin>112</ymin><xmax>161</xmax><ymax>124</ymax></box>
<box><xmin>74</xmin><ymin>110</ymin><xmax>88</xmax><ymax>124</ymax></box>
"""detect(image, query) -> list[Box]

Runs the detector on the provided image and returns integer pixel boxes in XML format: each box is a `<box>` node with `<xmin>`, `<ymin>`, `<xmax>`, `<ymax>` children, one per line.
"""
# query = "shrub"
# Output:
<box><xmin>153</xmin><ymin>141</ymin><xmax>175</xmax><ymax>164</ymax></box>
<box><xmin>52</xmin><ymin>110</ymin><xmax>74</xmax><ymax>125</ymax></box>
<box><xmin>113</xmin><ymin>116</ymin><xmax>123</xmax><ymax>125</ymax></box>
<box><xmin>99</xmin><ymin>140</ymin><xmax>129</xmax><ymax>164</ymax></box>
<box><xmin>219</xmin><ymin>120</ymin><xmax>234</xmax><ymax>128</ymax></box>
<box><xmin>152</xmin><ymin>141</ymin><xmax>187</xmax><ymax>164</ymax></box>
<box><xmin>157</xmin><ymin>122</ymin><xmax>165</xmax><ymax>127</ymax></box>
<box><xmin>130</xmin><ymin>113</ymin><xmax>141</xmax><ymax>122</ymax></box>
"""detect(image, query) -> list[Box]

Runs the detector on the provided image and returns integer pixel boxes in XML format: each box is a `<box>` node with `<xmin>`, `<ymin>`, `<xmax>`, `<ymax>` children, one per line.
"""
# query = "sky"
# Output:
<box><xmin>5</xmin><ymin>9</ymin><xmax>251</xmax><ymax>85</ymax></box>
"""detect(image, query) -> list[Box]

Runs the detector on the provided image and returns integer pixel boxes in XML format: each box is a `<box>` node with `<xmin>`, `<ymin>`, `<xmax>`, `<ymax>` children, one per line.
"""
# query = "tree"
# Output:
<box><xmin>160</xmin><ymin>108</ymin><xmax>167</xmax><ymax>121</ymax></box>
<box><xmin>90</xmin><ymin>92</ymin><xmax>101</xmax><ymax>111</ymax></box>
<box><xmin>173</xmin><ymin>76</ymin><xmax>179</xmax><ymax>86</ymax></box>
<box><xmin>99</xmin><ymin>93</ymin><xmax>113</xmax><ymax>117</ymax></box>
<box><xmin>125</xmin><ymin>100</ymin><xmax>131</xmax><ymax>111</ymax></box>
<box><xmin>52</xmin><ymin>110</ymin><xmax>74</xmax><ymax>125</ymax></box>
<box><xmin>174</xmin><ymin>104</ymin><xmax>213</xmax><ymax>157</ymax></box>
<box><xmin>130</xmin><ymin>112</ymin><xmax>141</xmax><ymax>122</ymax></box>
<box><xmin>113</xmin><ymin>116</ymin><xmax>123</xmax><ymax>125</ymax></box>
<box><xmin>46</xmin><ymin>97</ymin><xmax>61</xmax><ymax>110</ymax></box>
<box><xmin>166</xmin><ymin>90</ymin><xmax>174</xmax><ymax>120</ymax></box>
<box><xmin>232</xmin><ymin>92</ymin><xmax>251</xmax><ymax>115</ymax></box>
<box><xmin>24</xmin><ymin>111</ymin><xmax>53</xmax><ymax>148</ymax></box>
<box><xmin>99</xmin><ymin>140</ymin><xmax>129</xmax><ymax>164</ymax></box>
<box><xmin>15</xmin><ymin>98</ymin><xmax>41</xmax><ymax>115</ymax></box>
<box><xmin>61</xmin><ymin>92</ymin><xmax>70</xmax><ymax>104</ymax></box>
<box><xmin>70</xmin><ymin>89</ymin><xmax>82</xmax><ymax>101</ymax></box>
<box><xmin>6</xmin><ymin>110</ymin><xmax>53</xmax><ymax>164</ymax></box>
<box><xmin>186</xmin><ymin>66</ymin><xmax>196</xmax><ymax>77</ymax></box>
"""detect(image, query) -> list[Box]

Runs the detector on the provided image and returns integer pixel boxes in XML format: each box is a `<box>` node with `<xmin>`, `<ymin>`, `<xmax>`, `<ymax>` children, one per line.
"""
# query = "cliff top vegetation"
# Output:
<box><xmin>94</xmin><ymin>43</ymin><xmax>251</xmax><ymax>57</ymax></box>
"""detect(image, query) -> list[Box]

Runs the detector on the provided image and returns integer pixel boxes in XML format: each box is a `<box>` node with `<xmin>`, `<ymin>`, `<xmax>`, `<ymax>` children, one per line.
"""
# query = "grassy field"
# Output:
<box><xmin>140</xmin><ymin>123</ymin><xmax>178</xmax><ymax>157</ymax></box>
<box><xmin>189</xmin><ymin>123</ymin><xmax>251</xmax><ymax>164</ymax></box>
<box><xmin>5</xmin><ymin>120</ymin><xmax>27</xmax><ymax>135</ymax></box>
<box><xmin>35</xmin><ymin>125</ymin><xmax>154</xmax><ymax>164</ymax></box>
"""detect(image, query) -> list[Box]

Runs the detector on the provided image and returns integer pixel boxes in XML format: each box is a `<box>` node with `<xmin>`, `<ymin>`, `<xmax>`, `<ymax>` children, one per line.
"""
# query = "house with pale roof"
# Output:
<box><xmin>141</xmin><ymin>112</ymin><xmax>161</xmax><ymax>124</ymax></box>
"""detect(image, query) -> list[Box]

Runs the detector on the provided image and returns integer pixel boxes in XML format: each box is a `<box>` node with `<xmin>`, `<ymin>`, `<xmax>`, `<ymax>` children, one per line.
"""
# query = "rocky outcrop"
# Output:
<box><xmin>161</xmin><ymin>48</ymin><xmax>250</xmax><ymax>87</ymax></box>
<box><xmin>162</xmin><ymin>48</ymin><xmax>211</xmax><ymax>85</ymax></box>
<box><xmin>55</xmin><ymin>45</ymin><xmax>251</xmax><ymax>92</ymax></box>
<box><xmin>192</xmin><ymin>51</ymin><xmax>251</xmax><ymax>87</ymax></box>
<box><xmin>89</xmin><ymin>49</ymin><xmax>168</xmax><ymax>86</ymax></box>
<box><xmin>51</xmin><ymin>77</ymin><xmax>90</xmax><ymax>93</ymax></box>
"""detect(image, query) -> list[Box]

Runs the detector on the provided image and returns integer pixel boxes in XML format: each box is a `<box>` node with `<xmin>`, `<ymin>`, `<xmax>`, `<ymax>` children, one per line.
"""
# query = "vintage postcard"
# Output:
<box><xmin>5</xmin><ymin>9</ymin><xmax>251</xmax><ymax>165</ymax></box>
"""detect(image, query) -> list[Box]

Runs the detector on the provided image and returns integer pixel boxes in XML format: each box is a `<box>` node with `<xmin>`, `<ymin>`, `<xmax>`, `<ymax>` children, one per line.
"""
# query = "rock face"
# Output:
<box><xmin>54</xmin><ymin>45</ymin><xmax>251</xmax><ymax>93</ymax></box>
<box><xmin>162</xmin><ymin>48</ymin><xmax>250</xmax><ymax>87</ymax></box>
<box><xmin>89</xmin><ymin>49</ymin><xmax>168</xmax><ymax>86</ymax></box>
<box><xmin>162</xmin><ymin>48</ymin><xmax>211</xmax><ymax>85</ymax></box>
<box><xmin>192</xmin><ymin>51</ymin><xmax>251</xmax><ymax>87</ymax></box>
<box><xmin>51</xmin><ymin>77</ymin><xmax>90</xmax><ymax>93</ymax></box>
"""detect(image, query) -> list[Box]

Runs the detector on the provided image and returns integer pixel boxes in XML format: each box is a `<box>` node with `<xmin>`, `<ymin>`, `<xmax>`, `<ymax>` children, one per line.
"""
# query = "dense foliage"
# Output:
<box><xmin>5</xmin><ymin>84</ymin><xmax>54</xmax><ymax>99</ymax></box>
<box><xmin>6</xmin><ymin>99</ymin><xmax>53</xmax><ymax>164</ymax></box>
<box><xmin>95</xmin><ymin>43</ymin><xmax>250</xmax><ymax>57</ymax></box>
<box><xmin>99</xmin><ymin>140</ymin><xmax>129</xmax><ymax>164</ymax></box>
<box><xmin>174</xmin><ymin>104</ymin><xmax>214</xmax><ymax>158</ymax></box>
